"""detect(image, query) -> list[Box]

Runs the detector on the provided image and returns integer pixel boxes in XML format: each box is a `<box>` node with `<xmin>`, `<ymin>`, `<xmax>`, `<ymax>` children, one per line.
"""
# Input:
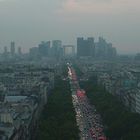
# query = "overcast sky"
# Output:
<box><xmin>0</xmin><ymin>0</ymin><xmax>140</xmax><ymax>54</ymax></box>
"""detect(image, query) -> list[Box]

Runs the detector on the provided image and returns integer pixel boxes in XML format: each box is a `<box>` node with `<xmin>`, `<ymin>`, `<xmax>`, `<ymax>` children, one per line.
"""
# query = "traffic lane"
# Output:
<box><xmin>69</xmin><ymin>68</ymin><xmax>106</xmax><ymax>140</ymax></box>
<box><xmin>77</xmin><ymin>99</ymin><xmax>105</xmax><ymax>140</ymax></box>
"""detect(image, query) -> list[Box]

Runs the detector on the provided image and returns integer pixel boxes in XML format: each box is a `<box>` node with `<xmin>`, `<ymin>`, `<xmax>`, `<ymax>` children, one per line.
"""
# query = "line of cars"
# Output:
<box><xmin>77</xmin><ymin>90</ymin><xmax>106</xmax><ymax>140</ymax></box>
<box><xmin>68</xmin><ymin>66</ymin><xmax>107</xmax><ymax>140</ymax></box>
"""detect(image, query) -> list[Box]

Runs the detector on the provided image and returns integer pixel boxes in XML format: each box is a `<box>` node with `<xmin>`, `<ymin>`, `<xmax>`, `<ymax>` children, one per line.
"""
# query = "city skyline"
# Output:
<box><xmin>0</xmin><ymin>37</ymin><xmax>114</xmax><ymax>54</ymax></box>
<box><xmin>0</xmin><ymin>0</ymin><xmax>140</xmax><ymax>54</ymax></box>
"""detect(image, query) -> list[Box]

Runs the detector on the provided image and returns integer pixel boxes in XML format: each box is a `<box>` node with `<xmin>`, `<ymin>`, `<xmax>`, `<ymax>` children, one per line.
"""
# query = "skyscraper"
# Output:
<box><xmin>95</xmin><ymin>37</ymin><xmax>117</xmax><ymax>59</ymax></box>
<box><xmin>3</xmin><ymin>46</ymin><xmax>8</xmax><ymax>60</ymax></box>
<box><xmin>51</xmin><ymin>40</ymin><xmax>63</xmax><ymax>58</ymax></box>
<box><xmin>29</xmin><ymin>47</ymin><xmax>39</xmax><ymax>59</ymax></box>
<box><xmin>10</xmin><ymin>41</ymin><xmax>15</xmax><ymax>56</ymax></box>
<box><xmin>77</xmin><ymin>37</ymin><xmax>95</xmax><ymax>57</ymax></box>
<box><xmin>4</xmin><ymin>46</ymin><xmax>8</xmax><ymax>54</ymax></box>
<box><xmin>38</xmin><ymin>41</ymin><xmax>51</xmax><ymax>57</ymax></box>
<box><xmin>18</xmin><ymin>47</ymin><xmax>22</xmax><ymax>55</ymax></box>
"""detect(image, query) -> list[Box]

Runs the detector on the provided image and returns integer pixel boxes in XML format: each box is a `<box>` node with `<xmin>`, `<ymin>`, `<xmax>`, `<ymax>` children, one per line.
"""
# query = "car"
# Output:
<box><xmin>98</xmin><ymin>136</ymin><xmax>107</xmax><ymax>140</ymax></box>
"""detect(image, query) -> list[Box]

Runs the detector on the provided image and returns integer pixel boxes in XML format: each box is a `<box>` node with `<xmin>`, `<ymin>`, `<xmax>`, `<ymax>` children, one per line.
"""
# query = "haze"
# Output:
<box><xmin>0</xmin><ymin>0</ymin><xmax>140</xmax><ymax>54</ymax></box>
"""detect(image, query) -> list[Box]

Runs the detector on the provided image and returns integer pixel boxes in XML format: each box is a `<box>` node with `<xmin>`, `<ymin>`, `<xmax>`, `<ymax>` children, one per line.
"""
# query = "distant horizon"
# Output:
<box><xmin>0</xmin><ymin>38</ymin><xmax>139</xmax><ymax>55</ymax></box>
<box><xmin>0</xmin><ymin>0</ymin><xmax>140</xmax><ymax>55</ymax></box>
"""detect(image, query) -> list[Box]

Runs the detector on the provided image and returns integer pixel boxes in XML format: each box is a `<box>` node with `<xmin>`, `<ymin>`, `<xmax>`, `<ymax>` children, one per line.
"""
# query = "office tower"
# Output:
<box><xmin>77</xmin><ymin>37</ymin><xmax>94</xmax><ymax>57</ymax></box>
<box><xmin>51</xmin><ymin>40</ymin><xmax>62</xmax><ymax>58</ymax></box>
<box><xmin>38</xmin><ymin>41</ymin><xmax>51</xmax><ymax>57</ymax></box>
<box><xmin>135</xmin><ymin>53</ymin><xmax>140</xmax><ymax>61</ymax></box>
<box><xmin>3</xmin><ymin>46</ymin><xmax>8</xmax><ymax>60</ymax></box>
<box><xmin>29</xmin><ymin>47</ymin><xmax>39</xmax><ymax>59</ymax></box>
<box><xmin>95</xmin><ymin>37</ymin><xmax>106</xmax><ymax>58</ymax></box>
<box><xmin>95</xmin><ymin>37</ymin><xmax>117</xmax><ymax>59</ymax></box>
<box><xmin>18</xmin><ymin>47</ymin><xmax>22</xmax><ymax>55</ymax></box>
<box><xmin>10</xmin><ymin>41</ymin><xmax>15</xmax><ymax>56</ymax></box>
<box><xmin>87</xmin><ymin>37</ymin><xmax>95</xmax><ymax>57</ymax></box>
<box><xmin>4</xmin><ymin>46</ymin><xmax>8</xmax><ymax>54</ymax></box>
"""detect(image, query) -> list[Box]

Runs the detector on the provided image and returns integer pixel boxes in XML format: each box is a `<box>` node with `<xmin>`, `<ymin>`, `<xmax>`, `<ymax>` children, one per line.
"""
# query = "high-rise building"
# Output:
<box><xmin>135</xmin><ymin>53</ymin><xmax>140</xmax><ymax>61</ymax></box>
<box><xmin>38</xmin><ymin>41</ymin><xmax>51</xmax><ymax>57</ymax></box>
<box><xmin>51</xmin><ymin>40</ymin><xmax>62</xmax><ymax>58</ymax></box>
<box><xmin>87</xmin><ymin>37</ymin><xmax>95</xmax><ymax>56</ymax></box>
<box><xmin>3</xmin><ymin>46</ymin><xmax>8</xmax><ymax>60</ymax></box>
<box><xmin>18</xmin><ymin>47</ymin><xmax>22</xmax><ymax>55</ymax></box>
<box><xmin>95</xmin><ymin>37</ymin><xmax>106</xmax><ymax>58</ymax></box>
<box><xmin>29</xmin><ymin>47</ymin><xmax>39</xmax><ymax>59</ymax></box>
<box><xmin>95</xmin><ymin>37</ymin><xmax>117</xmax><ymax>59</ymax></box>
<box><xmin>10</xmin><ymin>41</ymin><xmax>15</xmax><ymax>56</ymax></box>
<box><xmin>77</xmin><ymin>37</ymin><xmax>95</xmax><ymax>57</ymax></box>
<box><xmin>4</xmin><ymin>46</ymin><xmax>8</xmax><ymax>54</ymax></box>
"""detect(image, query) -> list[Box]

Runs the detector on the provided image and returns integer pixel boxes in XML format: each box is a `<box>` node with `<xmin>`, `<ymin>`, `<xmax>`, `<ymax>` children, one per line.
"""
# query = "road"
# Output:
<box><xmin>68</xmin><ymin>66</ymin><xmax>106</xmax><ymax>140</ymax></box>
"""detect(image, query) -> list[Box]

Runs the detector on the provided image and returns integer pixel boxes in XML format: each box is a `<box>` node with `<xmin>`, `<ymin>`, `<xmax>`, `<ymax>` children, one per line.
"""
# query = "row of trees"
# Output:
<box><xmin>38</xmin><ymin>76</ymin><xmax>80</xmax><ymax>140</ymax></box>
<box><xmin>80</xmin><ymin>75</ymin><xmax>140</xmax><ymax>140</ymax></box>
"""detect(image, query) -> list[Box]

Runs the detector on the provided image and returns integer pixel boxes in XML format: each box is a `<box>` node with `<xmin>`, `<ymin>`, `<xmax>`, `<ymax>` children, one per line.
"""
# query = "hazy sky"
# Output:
<box><xmin>0</xmin><ymin>0</ymin><xmax>140</xmax><ymax>54</ymax></box>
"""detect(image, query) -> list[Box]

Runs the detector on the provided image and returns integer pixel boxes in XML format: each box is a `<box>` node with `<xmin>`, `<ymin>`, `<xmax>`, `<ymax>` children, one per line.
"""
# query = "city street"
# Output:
<box><xmin>68</xmin><ymin>66</ymin><xmax>106</xmax><ymax>140</ymax></box>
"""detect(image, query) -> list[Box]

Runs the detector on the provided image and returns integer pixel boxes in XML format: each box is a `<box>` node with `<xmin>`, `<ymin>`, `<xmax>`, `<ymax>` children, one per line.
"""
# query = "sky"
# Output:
<box><xmin>0</xmin><ymin>0</ymin><xmax>140</xmax><ymax>54</ymax></box>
